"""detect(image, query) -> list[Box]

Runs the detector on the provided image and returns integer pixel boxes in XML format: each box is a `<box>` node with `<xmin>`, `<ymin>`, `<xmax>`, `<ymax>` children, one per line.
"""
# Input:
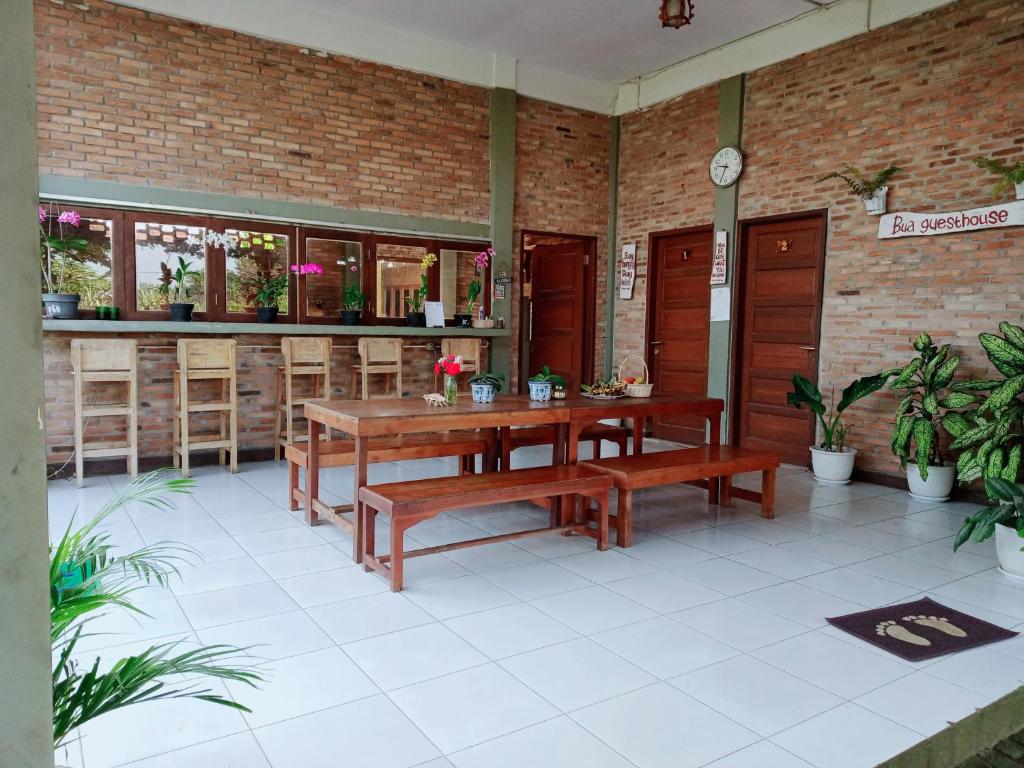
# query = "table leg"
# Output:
<box><xmin>352</xmin><ymin>434</ymin><xmax>368</xmax><ymax>563</ymax></box>
<box><xmin>304</xmin><ymin>417</ymin><xmax>321</xmax><ymax>527</ymax></box>
<box><xmin>632</xmin><ymin>416</ymin><xmax>644</xmax><ymax>456</ymax></box>
<box><xmin>708</xmin><ymin>411</ymin><xmax>722</xmax><ymax>506</ymax></box>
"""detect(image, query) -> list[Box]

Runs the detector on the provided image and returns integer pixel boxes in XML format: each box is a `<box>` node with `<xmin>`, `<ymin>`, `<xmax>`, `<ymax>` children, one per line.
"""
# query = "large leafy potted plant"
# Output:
<box><xmin>159</xmin><ymin>255</ymin><xmax>201</xmax><ymax>322</ymax></box>
<box><xmin>818</xmin><ymin>165</ymin><xmax>901</xmax><ymax>215</ymax></box>
<box><xmin>954</xmin><ymin>478</ymin><xmax>1024</xmax><ymax>578</ymax></box>
<box><xmin>341</xmin><ymin>282</ymin><xmax>365</xmax><ymax>325</ymax></box>
<box><xmin>39</xmin><ymin>205</ymin><xmax>89</xmax><ymax>319</ymax></box>
<box><xmin>887</xmin><ymin>332</ymin><xmax>967</xmax><ymax>501</ymax></box>
<box><xmin>787</xmin><ymin>372</ymin><xmax>894</xmax><ymax>484</ymax></box>
<box><xmin>253</xmin><ymin>273</ymin><xmax>288</xmax><ymax>323</ymax></box>
<box><xmin>943</xmin><ymin>322</ymin><xmax>1024</xmax><ymax>488</ymax></box>
<box><xmin>528</xmin><ymin>366</ymin><xmax>566</xmax><ymax>402</ymax></box>
<box><xmin>974</xmin><ymin>156</ymin><xmax>1024</xmax><ymax>200</ymax></box>
<box><xmin>51</xmin><ymin>472</ymin><xmax>261</xmax><ymax>761</ymax></box>
<box><xmin>406</xmin><ymin>252</ymin><xmax>436</xmax><ymax>327</ymax></box>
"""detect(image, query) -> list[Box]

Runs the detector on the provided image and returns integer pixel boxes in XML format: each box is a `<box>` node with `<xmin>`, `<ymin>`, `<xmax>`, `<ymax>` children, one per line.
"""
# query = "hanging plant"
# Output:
<box><xmin>973</xmin><ymin>156</ymin><xmax>1024</xmax><ymax>200</ymax></box>
<box><xmin>818</xmin><ymin>165</ymin><xmax>901</xmax><ymax>215</ymax></box>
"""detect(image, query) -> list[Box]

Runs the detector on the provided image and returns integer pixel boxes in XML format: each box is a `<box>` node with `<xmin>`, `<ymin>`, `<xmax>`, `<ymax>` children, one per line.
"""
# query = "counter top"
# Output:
<box><xmin>42</xmin><ymin>320</ymin><xmax>510</xmax><ymax>337</ymax></box>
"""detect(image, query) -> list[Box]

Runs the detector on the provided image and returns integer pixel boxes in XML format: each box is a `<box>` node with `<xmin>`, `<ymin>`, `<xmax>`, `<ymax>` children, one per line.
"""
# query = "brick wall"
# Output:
<box><xmin>614</xmin><ymin>85</ymin><xmax>719</xmax><ymax>364</ymax></box>
<box><xmin>513</xmin><ymin>96</ymin><xmax>611</xmax><ymax>389</ymax></box>
<box><xmin>35</xmin><ymin>0</ymin><xmax>491</xmax><ymax>223</ymax></box>
<box><xmin>739</xmin><ymin>0</ymin><xmax>1024</xmax><ymax>475</ymax></box>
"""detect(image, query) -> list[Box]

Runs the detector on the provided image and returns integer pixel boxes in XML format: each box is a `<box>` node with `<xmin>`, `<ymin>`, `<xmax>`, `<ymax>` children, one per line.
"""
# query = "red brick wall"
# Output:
<box><xmin>614</xmin><ymin>85</ymin><xmax>719</xmax><ymax>364</ymax></box>
<box><xmin>739</xmin><ymin>0</ymin><xmax>1024</xmax><ymax>475</ymax></box>
<box><xmin>34</xmin><ymin>0</ymin><xmax>491</xmax><ymax>223</ymax></box>
<box><xmin>514</xmin><ymin>96</ymin><xmax>611</xmax><ymax>389</ymax></box>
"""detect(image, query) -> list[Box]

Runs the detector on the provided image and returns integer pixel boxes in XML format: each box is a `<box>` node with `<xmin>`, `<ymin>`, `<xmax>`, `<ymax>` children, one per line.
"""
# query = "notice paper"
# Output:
<box><xmin>710</xmin><ymin>287</ymin><xmax>731</xmax><ymax>322</ymax></box>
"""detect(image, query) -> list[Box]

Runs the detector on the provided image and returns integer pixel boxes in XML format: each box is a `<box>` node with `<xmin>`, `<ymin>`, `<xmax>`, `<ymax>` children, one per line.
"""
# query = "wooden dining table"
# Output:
<box><xmin>303</xmin><ymin>394</ymin><xmax>724</xmax><ymax>562</ymax></box>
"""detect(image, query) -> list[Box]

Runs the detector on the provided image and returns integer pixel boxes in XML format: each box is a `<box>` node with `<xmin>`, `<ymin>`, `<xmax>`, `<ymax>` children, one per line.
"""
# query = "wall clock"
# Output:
<box><xmin>710</xmin><ymin>146</ymin><xmax>743</xmax><ymax>187</ymax></box>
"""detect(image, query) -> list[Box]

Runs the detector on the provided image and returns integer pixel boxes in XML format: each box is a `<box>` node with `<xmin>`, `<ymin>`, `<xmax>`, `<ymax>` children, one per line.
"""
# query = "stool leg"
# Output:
<box><xmin>73</xmin><ymin>373</ymin><xmax>84</xmax><ymax>487</ymax></box>
<box><xmin>274</xmin><ymin>368</ymin><xmax>283</xmax><ymax>462</ymax></box>
<box><xmin>179</xmin><ymin>375</ymin><xmax>190</xmax><ymax>479</ymax></box>
<box><xmin>285</xmin><ymin>368</ymin><xmax>294</xmax><ymax>450</ymax></box>
<box><xmin>361</xmin><ymin>366</ymin><xmax>369</xmax><ymax>401</ymax></box>
<box><xmin>228</xmin><ymin>371</ymin><xmax>238</xmax><ymax>473</ymax></box>
<box><xmin>762</xmin><ymin>467</ymin><xmax>776</xmax><ymax>519</ymax></box>
<box><xmin>288</xmin><ymin>458</ymin><xmax>300</xmax><ymax>511</ymax></box>
<box><xmin>172</xmin><ymin>372</ymin><xmax>181</xmax><ymax>470</ymax></box>
<box><xmin>617</xmin><ymin>489</ymin><xmax>633</xmax><ymax>548</ymax></box>
<box><xmin>127</xmin><ymin>373</ymin><xmax>138</xmax><ymax>478</ymax></box>
<box><xmin>219</xmin><ymin>377</ymin><xmax>227</xmax><ymax>467</ymax></box>
<box><xmin>597</xmin><ymin>490</ymin><xmax>609</xmax><ymax>551</ymax></box>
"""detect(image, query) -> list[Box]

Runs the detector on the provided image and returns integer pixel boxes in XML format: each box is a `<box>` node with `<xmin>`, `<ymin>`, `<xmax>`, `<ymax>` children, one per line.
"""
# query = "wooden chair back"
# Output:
<box><xmin>178</xmin><ymin>339</ymin><xmax>236</xmax><ymax>375</ymax></box>
<box><xmin>440</xmin><ymin>338</ymin><xmax>483</xmax><ymax>372</ymax></box>
<box><xmin>71</xmin><ymin>338</ymin><xmax>136</xmax><ymax>373</ymax></box>
<box><xmin>358</xmin><ymin>338</ymin><xmax>402</xmax><ymax>369</ymax></box>
<box><xmin>283</xmin><ymin>336</ymin><xmax>332</xmax><ymax>370</ymax></box>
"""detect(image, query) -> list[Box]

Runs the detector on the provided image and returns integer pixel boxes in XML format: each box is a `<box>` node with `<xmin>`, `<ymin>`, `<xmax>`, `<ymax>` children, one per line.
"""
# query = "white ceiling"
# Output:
<box><xmin>287</xmin><ymin>0</ymin><xmax>826</xmax><ymax>83</ymax></box>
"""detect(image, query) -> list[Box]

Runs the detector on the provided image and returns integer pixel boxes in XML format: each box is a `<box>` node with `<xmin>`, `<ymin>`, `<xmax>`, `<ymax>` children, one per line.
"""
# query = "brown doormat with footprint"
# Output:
<box><xmin>827</xmin><ymin>597</ymin><xmax>1018</xmax><ymax>662</ymax></box>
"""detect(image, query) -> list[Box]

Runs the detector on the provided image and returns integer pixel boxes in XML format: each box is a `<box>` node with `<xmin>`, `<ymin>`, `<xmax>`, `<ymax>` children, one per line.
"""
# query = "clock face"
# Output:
<box><xmin>710</xmin><ymin>146</ymin><xmax>743</xmax><ymax>187</ymax></box>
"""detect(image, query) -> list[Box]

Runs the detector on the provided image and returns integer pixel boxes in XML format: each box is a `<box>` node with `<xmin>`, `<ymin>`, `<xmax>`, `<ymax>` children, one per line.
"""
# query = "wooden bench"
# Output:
<box><xmin>579</xmin><ymin>445</ymin><xmax>780</xmax><ymax>547</ymax></box>
<box><xmin>286</xmin><ymin>432</ymin><xmax>491</xmax><ymax>515</ymax></box>
<box><xmin>501</xmin><ymin>423</ymin><xmax>630</xmax><ymax>469</ymax></box>
<box><xmin>359</xmin><ymin>466</ymin><xmax>612</xmax><ymax>591</ymax></box>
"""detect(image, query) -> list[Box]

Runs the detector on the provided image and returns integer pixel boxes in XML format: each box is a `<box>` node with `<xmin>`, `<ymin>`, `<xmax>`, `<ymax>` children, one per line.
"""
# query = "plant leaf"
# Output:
<box><xmin>939</xmin><ymin>392</ymin><xmax>976</xmax><ymax>409</ymax></box>
<box><xmin>913</xmin><ymin>418</ymin><xmax>934</xmax><ymax>480</ymax></box>
<box><xmin>837</xmin><ymin>372</ymin><xmax>893</xmax><ymax>413</ymax></box>
<box><xmin>933</xmin><ymin>355</ymin><xmax>960</xmax><ymax>388</ymax></box>
<box><xmin>981</xmin><ymin>374</ymin><xmax>1024</xmax><ymax>412</ymax></box>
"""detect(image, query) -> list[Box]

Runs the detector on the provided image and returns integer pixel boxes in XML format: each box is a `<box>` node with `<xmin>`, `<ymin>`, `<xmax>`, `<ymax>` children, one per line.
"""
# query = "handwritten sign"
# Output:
<box><xmin>619</xmin><ymin>243</ymin><xmax>636</xmax><ymax>300</ymax></box>
<box><xmin>711</xmin><ymin>230</ymin><xmax>728</xmax><ymax>284</ymax></box>
<box><xmin>878</xmin><ymin>199</ymin><xmax>1024</xmax><ymax>239</ymax></box>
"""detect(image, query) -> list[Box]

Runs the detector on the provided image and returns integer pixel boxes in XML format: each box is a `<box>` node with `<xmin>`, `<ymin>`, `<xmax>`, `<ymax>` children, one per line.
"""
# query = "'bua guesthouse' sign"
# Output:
<box><xmin>878</xmin><ymin>199</ymin><xmax>1024</xmax><ymax>239</ymax></box>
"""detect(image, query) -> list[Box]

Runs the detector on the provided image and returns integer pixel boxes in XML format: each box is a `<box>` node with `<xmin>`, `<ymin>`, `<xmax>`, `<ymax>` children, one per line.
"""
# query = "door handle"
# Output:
<box><xmin>649</xmin><ymin>341</ymin><xmax>664</xmax><ymax>345</ymax></box>
<box><xmin>799</xmin><ymin>346</ymin><xmax>816</xmax><ymax>351</ymax></box>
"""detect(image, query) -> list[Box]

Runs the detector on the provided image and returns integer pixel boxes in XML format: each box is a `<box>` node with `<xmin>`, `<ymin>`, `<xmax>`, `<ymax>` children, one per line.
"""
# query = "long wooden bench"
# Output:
<box><xmin>501</xmin><ymin>423</ymin><xmax>630</xmax><ymax>469</ymax></box>
<box><xmin>579</xmin><ymin>445</ymin><xmax>780</xmax><ymax>547</ymax></box>
<box><xmin>359</xmin><ymin>465</ymin><xmax>612</xmax><ymax>591</ymax></box>
<box><xmin>286</xmin><ymin>432</ymin><xmax>491</xmax><ymax>515</ymax></box>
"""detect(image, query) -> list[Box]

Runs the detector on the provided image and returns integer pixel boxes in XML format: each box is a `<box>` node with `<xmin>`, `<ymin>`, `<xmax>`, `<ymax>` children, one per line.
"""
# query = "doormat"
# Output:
<box><xmin>827</xmin><ymin>597</ymin><xmax>1018</xmax><ymax>662</ymax></box>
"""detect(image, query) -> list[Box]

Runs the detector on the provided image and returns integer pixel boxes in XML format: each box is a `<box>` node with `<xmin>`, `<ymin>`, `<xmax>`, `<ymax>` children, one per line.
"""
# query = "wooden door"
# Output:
<box><xmin>646</xmin><ymin>228</ymin><xmax>712</xmax><ymax>444</ymax></box>
<box><xmin>529</xmin><ymin>241</ymin><xmax>586</xmax><ymax>391</ymax></box>
<box><xmin>734</xmin><ymin>213</ymin><xmax>827</xmax><ymax>466</ymax></box>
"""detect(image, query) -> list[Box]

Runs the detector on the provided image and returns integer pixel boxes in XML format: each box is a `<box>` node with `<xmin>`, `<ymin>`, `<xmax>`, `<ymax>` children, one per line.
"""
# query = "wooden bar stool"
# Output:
<box><xmin>172</xmin><ymin>339</ymin><xmax>238</xmax><ymax>477</ymax></box>
<box><xmin>350</xmin><ymin>338</ymin><xmax>403</xmax><ymax>399</ymax></box>
<box><xmin>275</xmin><ymin>336</ymin><xmax>332</xmax><ymax>461</ymax></box>
<box><xmin>437</xmin><ymin>338</ymin><xmax>484</xmax><ymax>391</ymax></box>
<box><xmin>70</xmin><ymin>339</ymin><xmax>138</xmax><ymax>487</ymax></box>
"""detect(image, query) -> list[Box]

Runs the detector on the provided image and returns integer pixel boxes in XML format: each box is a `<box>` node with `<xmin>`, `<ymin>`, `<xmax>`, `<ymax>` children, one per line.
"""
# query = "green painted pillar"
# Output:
<box><xmin>488</xmin><ymin>87</ymin><xmax>516</xmax><ymax>384</ymax></box>
<box><xmin>0</xmin><ymin>0</ymin><xmax>55</xmax><ymax>764</ymax></box>
<box><xmin>605</xmin><ymin>116</ymin><xmax>620</xmax><ymax>380</ymax></box>
<box><xmin>707</xmin><ymin>75</ymin><xmax>745</xmax><ymax>442</ymax></box>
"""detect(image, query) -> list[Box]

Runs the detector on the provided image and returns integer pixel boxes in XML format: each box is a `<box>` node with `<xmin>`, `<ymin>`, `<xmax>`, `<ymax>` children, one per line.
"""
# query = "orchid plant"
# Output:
<box><xmin>409</xmin><ymin>252</ymin><xmax>437</xmax><ymax>313</ymax></box>
<box><xmin>39</xmin><ymin>205</ymin><xmax>89</xmax><ymax>295</ymax></box>
<box><xmin>464</xmin><ymin>247</ymin><xmax>494</xmax><ymax>316</ymax></box>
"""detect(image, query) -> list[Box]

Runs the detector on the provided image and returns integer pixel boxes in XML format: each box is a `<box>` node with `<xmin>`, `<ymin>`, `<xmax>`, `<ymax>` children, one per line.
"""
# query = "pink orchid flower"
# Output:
<box><xmin>57</xmin><ymin>210</ymin><xmax>82</xmax><ymax>227</ymax></box>
<box><xmin>39</xmin><ymin>206</ymin><xmax>48</xmax><ymax>223</ymax></box>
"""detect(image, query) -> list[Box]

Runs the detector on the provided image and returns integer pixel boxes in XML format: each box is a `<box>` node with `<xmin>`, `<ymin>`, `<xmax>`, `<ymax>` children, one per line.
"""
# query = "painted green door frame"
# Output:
<box><xmin>0</xmin><ymin>1</ymin><xmax>55</xmax><ymax>764</ymax></box>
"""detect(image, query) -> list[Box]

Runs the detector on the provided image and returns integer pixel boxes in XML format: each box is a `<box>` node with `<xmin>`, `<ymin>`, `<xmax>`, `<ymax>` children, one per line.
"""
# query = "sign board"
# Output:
<box><xmin>878</xmin><ymin>199</ymin><xmax>1024</xmax><ymax>239</ymax></box>
<box><xmin>424</xmin><ymin>301</ymin><xmax>446</xmax><ymax>327</ymax></box>
<box><xmin>619</xmin><ymin>243</ymin><xmax>636</xmax><ymax>300</ymax></box>
<box><xmin>492</xmin><ymin>271</ymin><xmax>510</xmax><ymax>301</ymax></box>
<box><xmin>711</xmin><ymin>230</ymin><xmax>728</xmax><ymax>284</ymax></box>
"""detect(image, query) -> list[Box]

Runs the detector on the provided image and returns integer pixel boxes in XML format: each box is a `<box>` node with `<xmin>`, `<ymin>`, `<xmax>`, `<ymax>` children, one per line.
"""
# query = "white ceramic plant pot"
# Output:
<box><xmin>906</xmin><ymin>463</ymin><xmax>954</xmax><ymax>502</ymax></box>
<box><xmin>528</xmin><ymin>381</ymin><xmax>552</xmax><ymax>402</ymax></box>
<box><xmin>470</xmin><ymin>383</ymin><xmax>495</xmax><ymax>404</ymax></box>
<box><xmin>995</xmin><ymin>523</ymin><xmax>1024</xmax><ymax>579</ymax></box>
<box><xmin>863</xmin><ymin>186</ymin><xmax>888</xmax><ymax>215</ymax></box>
<box><xmin>809</xmin><ymin>446</ymin><xmax>857</xmax><ymax>485</ymax></box>
<box><xmin>1016</xmin><ymin>181</ymin><xmax>1024</xmax><ymax>201</ymax></box>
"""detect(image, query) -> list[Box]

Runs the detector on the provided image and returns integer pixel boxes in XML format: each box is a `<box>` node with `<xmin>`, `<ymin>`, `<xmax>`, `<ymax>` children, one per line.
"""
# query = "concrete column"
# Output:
<box><xmin>707</xmin><ymin>74</ymin><xmax>745</xmax><ymax>441</ymax></box>
<box><xmin>488</xmin><ymin>87</ymin><xmax>516</xmax><ymax>384</ymax></box>
<box><xmin>0</xmin><ymin>0</ymin><xmax>55</xmax><ymax>765</ymax></box>
<box><xmin>604</xmin><ymin>116</ymin><xmax>621</xmax><ymax>380</ymax></box>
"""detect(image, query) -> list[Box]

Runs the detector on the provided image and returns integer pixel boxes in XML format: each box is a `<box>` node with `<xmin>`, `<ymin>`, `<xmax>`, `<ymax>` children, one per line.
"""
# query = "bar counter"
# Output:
<box><xmin>42</xmin><ymin>320</ymin><xmax>510</xmax><ymax>338</ymax></box>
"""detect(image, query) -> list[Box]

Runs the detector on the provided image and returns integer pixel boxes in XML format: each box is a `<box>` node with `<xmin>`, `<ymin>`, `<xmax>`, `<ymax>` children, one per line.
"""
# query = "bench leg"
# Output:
<box><xmin>616</xmin><ymin>436</ymin><xmax>628</xmax><ymax>457</ymax></box>
<box><xmin>362</xmin><ymin>505</ymin><xmax>376</xmax><ymax>572</ymax></box>
<box><xmin>708</xmin><ymin>476</ymin><xmax>720</xmax><ymax>506</ymax></box>
<box><xmin>288</xmin><ymin>460</ymin><xmax>300</xmax><ymax>511</ymax></box>
<box><xmin>596</xmin><ymin>490</ymin><xmax>609</xmax><ymax>551</ymax></box>
<box><xmin>500</xmin><ymin>426</ymin><xmax>511</xmax><ymax>471</ymax></box>
<box><xmin>616</xmin><ymin>489</ymin><xmax>633</xmax><ymax>548</ymax></box>
<box><xmin>390</xmin><ymin>520</ymin><xmax>405</xmax><ymax>592</ymax></box>
<box><xmin>720</xmin><ymin>475</ymin><xmax>732</xmax><ymax>507</ymax></box>
<box><xmin>762</xmin><ymin>467</ymin><xmax>776</xmax><ymax>519</ymax></box>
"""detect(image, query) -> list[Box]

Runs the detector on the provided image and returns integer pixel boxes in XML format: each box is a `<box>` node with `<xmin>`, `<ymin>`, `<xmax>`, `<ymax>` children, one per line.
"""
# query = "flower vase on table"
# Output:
<box><xmin>434</xmin><ymin>354</ymin><xmax>463</xmax><ymax>407</ymax></box>
<box><xmin>444</xmin><ymin>374</ymin><xmax>459</xmax><ymax>406</ymax></box>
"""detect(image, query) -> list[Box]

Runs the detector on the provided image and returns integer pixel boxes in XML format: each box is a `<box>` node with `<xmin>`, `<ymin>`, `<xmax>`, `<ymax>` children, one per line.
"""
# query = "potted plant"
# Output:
<box><xmin>944</xmin><ymin>322</ymin><xmax>1024</xmax><ymax>487</ymax></box>
<box><xmin>528</xmin><ymin>366</ymin><xmax>566</xmax><ymax>402</ymax></box>
<box><xmin>469</xmin><ymin>372</ymin><xmax>503</xmax><ymax>403</ymax></box>
<box><xmin>406</xmin><ymin>252</ymin><xmax>436</xmax><ymax>327</ymax></box>
<box><xmin>159</xmin><ymin>255</ymin><xmax>201</xmax><ymax>322</ymax></box>
<box><xmin>787</xmin><ymin>371</ymin><xmax>894</xmax><ymax>484</ymax></box>
<box><xmin>457</xmin><ymin>247</ymin><xmax>493</xmax><ymax>328</ymax></box>
<box><xmin>818</xmin><ymin>165</ymin><xmax>901</xmax><ymax>215</ymax></box>
<box><xmin>39</xmin><ymin>205</ymin><xmax>88</xmax><ymax>319</ymax></box>
<box><xmin>253</xmin><ymin>272</ymin><xmax>288</xmax><ymax>323</ymax></box>
<box><xmin>954</xmin><ymin>478</ymin><xmax>1024</xmax><ymax>578</ymax></box>
<box><xmin>434</xmin><ymin>354</ymin><xmax>462</xmax><ymax>406</ymax></box>
<box><xmin>974</xmin><ymin>156</ymin><xmax>1024</xmax><ymax>200</ymax></box>
<box><xmin>341</xmin><ymin>282</ymin><xmax>364</xmax><ymax>325</ymax></box>
<box><xmin>887</xmin><ymin>332</ymin><xmax>967</xmax><ymax>501</ymax></box>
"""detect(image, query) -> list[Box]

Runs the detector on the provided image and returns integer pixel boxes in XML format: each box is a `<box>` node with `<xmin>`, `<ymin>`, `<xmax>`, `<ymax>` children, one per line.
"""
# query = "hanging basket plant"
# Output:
<box><xmin>974</xmin><ymin>156</ymin><xmax>1024</xmax><ymax>201</ymax></box>
<box><xmin>818</xmin><ymin>165</ymin><xmax>901</xmax><ymax>215</ymax></box>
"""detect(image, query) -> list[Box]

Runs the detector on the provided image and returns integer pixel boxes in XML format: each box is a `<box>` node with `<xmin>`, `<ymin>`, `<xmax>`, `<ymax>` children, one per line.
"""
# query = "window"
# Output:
<box><xmin>39</xmin><ymin>204</ymin><xmax>114</xmax><ymax>314</ymax></box>
<box><xmin>375</xmin><ymin>242</ymin><xmax>428</xmax><ymax>319</ymax></box>
<box><xmin>300</xmin><ymin>232</ymin><xmax>365</xmax><ymax>322</ymax></box>
<box><xmin>132</xmin><ymin>219</ymin><xmax>207</xmax><ymax>313</ymax></box>
<box><xmin>440</xmin><ymin>248</ymin><xmax>489</xmax><ymax>320</ymax></box>
<box><xmin>217</xmin><ymin>221</ymin><xmax>295</xmax><ymax>321</ymax></box>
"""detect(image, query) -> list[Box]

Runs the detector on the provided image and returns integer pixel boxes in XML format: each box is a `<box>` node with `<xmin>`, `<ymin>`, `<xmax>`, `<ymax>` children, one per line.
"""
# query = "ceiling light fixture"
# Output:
<box><xmin>659</xmin><ymin>0</ymin><xmax>695</xmax><ymax>29</ymax></box>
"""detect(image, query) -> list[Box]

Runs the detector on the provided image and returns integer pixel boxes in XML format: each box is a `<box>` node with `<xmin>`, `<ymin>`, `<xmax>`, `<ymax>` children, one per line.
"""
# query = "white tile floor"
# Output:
<box><xmin>49</xmin><ymin>442</ymin><xmax>1024</xmax><ymax>768</ymax></box>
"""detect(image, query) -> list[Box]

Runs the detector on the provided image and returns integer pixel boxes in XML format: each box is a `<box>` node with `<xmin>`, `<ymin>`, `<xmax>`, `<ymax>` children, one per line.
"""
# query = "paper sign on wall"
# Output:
<box><xmin>619</xmin><ymin>243</ymin><xmax>636</xmax><ymax>299</ymax></box>
<box><xmin>710</xmin><ymin>287</ymin><xmax>731</xmax><ymax>322</ymax></box>
<box><xmin>711</xmin><ymin>230</ymin><xmax>728</xmax><ymax>284</ymax></box>
<box><xmin>493</xmin><ymin>271</ymin><xmax>511</xmax><ymax>301</ymax></box>
<box><xmin>424</xmin><ymin>301</ymin><xmax>446</xmax><ymax>327</ymax></box>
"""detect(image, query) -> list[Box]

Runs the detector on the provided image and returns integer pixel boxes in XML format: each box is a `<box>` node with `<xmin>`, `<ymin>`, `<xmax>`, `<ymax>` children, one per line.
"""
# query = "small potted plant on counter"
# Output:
<box><xmin>39</xmin><ymin>205</ymin><xmax>88</xmax><ymax>319</ymax></box>
<box><xmin>888</xmin><ymin>332</ymin><xmax>967</xmax><ymax>501</ymax></box>
<box><xmin>528</xmin><ymin>366</ymin><xmax>566</xmax><ymax>402</ymax></box>
<box><xmin>974</xmin><ymin>156</ymin><xmax>1024</xmax><ymax>200</ymax></box>
<box><xmin>818</xmin><ymin>165</ymin><xmax>901</xmax><ymax>215</ymax></box>
<box><xmin>457</xmin><ymin>247</ymin><xmax>493</xmax><ymax>328</ymax></box>
<box><xmin>954</xmin><ymin>478</ymin><xmax>1024</xmax><ymax>578</ymax></box>
<box><xmin>406</xmin><ymin>252</ymin><xmax>436</xmax><ymax>327</ymax></box>
<box><xmin>788</xmin><ymin>371</ymin><xmax>894</xmax><ymax>484</ymax></box>
<box><xmin>253</xmin><ymin>272</ymin><xmax>288</xmax><ymax>323</ymax></box>
<box><xmin>341</xmin><ymin>282</ymin><xmax>365</xmax><ymax>326</ymax></box>
<box><xmin>469</xmin><ymin>372</ymin><xmax>503</xmax><ymax>404</ymax></box>
<box><xmin>159</xmin><ymin>255</ymin><xmax>201</xmax><ymax>322</ymax></box>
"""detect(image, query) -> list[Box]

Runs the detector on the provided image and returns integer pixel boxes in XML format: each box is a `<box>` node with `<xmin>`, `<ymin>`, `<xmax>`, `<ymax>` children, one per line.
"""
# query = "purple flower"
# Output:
<box><xmin>475</xmin><ymin>247</ymin><xmax>493</xmax><ymax>270</ymax></box>
<box><xmin>39</xmin><ymin>206</ymin><xmax>47</xmax><ymax>223</ymax></box>
<box><xmin>57</xmin><ymin>210</ymin><xmax>81</xmax><ymax>227</ymax></box>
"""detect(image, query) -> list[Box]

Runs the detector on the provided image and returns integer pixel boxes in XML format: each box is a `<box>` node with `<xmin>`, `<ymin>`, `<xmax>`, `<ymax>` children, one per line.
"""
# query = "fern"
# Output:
<box><xmin>974</xmin><ymin>156</ymin><xmax>1024</xmax><ymax>198</ymax></box>
<box><xmin>818</xmin><ymin>165</ymin><xmax>901</xmax><ymax>199</ymax></box>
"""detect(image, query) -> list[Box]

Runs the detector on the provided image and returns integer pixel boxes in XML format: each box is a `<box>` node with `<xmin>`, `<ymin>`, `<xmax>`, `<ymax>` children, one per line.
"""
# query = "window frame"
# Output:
<box><xmin>296</xmin><ymin>227</ymin><xmax>374</xmax><ymax>325</ymax></box>
<box><xmin>40</xmin><ymin>204</ymin><xmax>123</xmax><ymax>319</ymax></box>
<box><xmin>214</xmin><ymin>218</ymin><xmax>299</xmax><ymax>324</ymax></box>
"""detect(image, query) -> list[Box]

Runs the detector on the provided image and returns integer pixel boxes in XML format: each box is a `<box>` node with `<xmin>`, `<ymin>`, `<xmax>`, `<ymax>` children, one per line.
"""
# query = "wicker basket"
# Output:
<box><xmin>618</xmin><ymin>355</ymin><xmax>653</xmax><ymax>398</ymax></box>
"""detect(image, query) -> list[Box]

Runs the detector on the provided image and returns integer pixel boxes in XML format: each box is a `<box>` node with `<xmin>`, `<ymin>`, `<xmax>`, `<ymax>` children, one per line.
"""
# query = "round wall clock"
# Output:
<box><xmin>710</xmin><ymin>146</ymin><xmax>743</xmax><ymax>187</ymax></box>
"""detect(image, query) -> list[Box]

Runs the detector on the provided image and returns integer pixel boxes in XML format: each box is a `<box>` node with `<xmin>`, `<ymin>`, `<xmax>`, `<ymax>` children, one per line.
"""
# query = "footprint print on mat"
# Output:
<box><xmin>903</xmin><ymin>615</ymin><xmax>967</xmax><ymax>637</ymax></box>
<box><xmin>876</xmin><ymin>619</ymin><xmax>931</xmax><ymax>646</ymax></box>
